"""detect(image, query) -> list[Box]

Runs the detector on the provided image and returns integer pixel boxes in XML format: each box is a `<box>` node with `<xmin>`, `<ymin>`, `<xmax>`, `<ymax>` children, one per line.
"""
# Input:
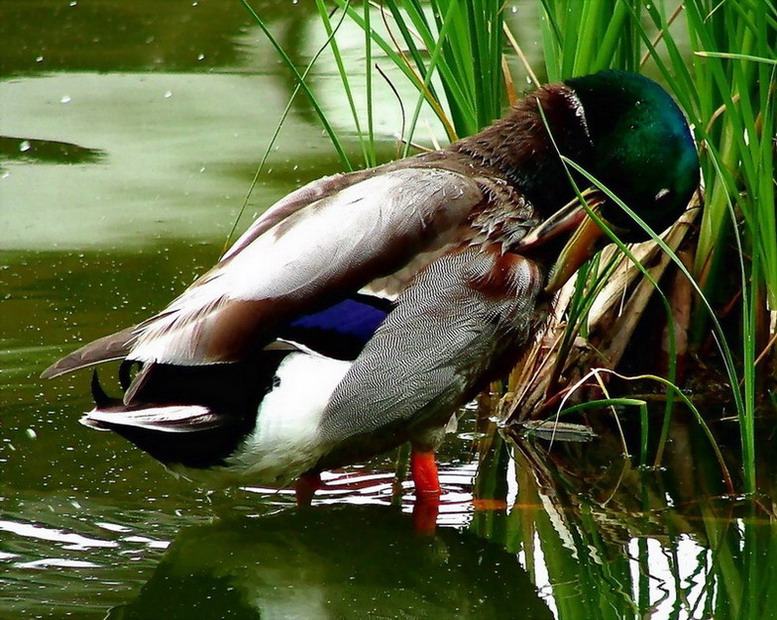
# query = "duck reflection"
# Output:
<box><xmin>108</xmin><ymin>504</ymin><xmax>552</xmax><ymax>620</ymax></box>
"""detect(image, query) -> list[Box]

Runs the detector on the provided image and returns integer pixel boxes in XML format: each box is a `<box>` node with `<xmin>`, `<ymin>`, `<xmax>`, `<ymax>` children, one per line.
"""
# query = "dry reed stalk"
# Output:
<box><xmin>503</xmin><ymin>207</ymin><xmax>700</xmax><ymax>424</ymax></box>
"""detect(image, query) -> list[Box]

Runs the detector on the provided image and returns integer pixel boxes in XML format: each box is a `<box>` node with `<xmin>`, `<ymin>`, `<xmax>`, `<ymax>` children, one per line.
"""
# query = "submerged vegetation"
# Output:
<box><xmin>240</xmin><ymin>0</ymin><xmax>776</xmax><ymax>494</ymax></box>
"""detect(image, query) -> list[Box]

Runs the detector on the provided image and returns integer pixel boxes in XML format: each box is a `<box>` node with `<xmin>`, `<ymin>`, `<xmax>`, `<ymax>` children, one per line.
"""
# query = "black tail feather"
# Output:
<box><xmin>82</xmin><ymin>351</ymin><xmax>294</xmax><ymax>470</ymax></box>
<box><xmin>90</xmin><ymin>370</ymin><xmax>122</xmax><ymax>408</ymax></box>
<box><xmin>119</xmin><ymin>360</ymin><xmax>141</xmax><ymax>391</ymax></box>
<box><xmin>123</xmin><ymin>352</ymin><xmax>291</xmax><ymax>415</ymax></box>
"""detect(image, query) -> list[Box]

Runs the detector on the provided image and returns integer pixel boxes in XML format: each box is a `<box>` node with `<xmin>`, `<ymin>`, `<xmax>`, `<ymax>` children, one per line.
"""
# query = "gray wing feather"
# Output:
<box><xmin>43</xmin><ymin>166</ymin><xmax>484</xmax><ymax>376</ymax></box>
<box><xmin>127</xmin><ymin>167</ymin><xmax>484</xmax><ymax>366</ymax></box>
<box><xmin>41</xmin><ymin>326</ymin><xmax>137</xmax><ymax>379</ymax></box>
<box><xmin>318</xmin><ymin>246</ymin><xmax>543</xmax><ymax>446</ymax></box>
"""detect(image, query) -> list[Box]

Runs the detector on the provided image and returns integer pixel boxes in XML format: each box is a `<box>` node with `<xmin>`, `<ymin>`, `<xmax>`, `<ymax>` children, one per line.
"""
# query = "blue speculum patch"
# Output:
<box><xmin>283</xmin><ymin>297</ymin><xmax>391</xmax><ymax>360</ymax></box>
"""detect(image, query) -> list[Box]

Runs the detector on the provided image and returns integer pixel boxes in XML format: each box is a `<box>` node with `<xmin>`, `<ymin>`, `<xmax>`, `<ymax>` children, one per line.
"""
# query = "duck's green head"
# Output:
<box><xmin>516</xmin><ymin>71</ymin><xmax>700</xmax><ymax>292</ymax></box>
<box><xmin>565</xmin><ymin>70</ymin><xmax>699</xmax><ymax>238</ymax></box>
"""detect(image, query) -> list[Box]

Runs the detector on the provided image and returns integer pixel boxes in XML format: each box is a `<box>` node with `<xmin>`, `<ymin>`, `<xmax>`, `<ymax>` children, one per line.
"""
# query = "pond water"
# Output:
<box><xmin>2</xmin><ymin>2</ymin><xmax>775</xmax><ymax>619</ymax></box>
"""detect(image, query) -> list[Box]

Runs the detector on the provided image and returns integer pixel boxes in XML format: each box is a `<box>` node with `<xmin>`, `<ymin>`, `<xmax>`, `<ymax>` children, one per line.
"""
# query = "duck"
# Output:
<box><xmin>42</xmin><ymin>70</ymin><xmax>699</xmax><ymax>504</ymax></box>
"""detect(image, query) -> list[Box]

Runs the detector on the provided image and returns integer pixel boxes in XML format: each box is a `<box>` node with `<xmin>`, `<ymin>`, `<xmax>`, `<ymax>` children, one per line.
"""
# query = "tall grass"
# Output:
<box><xmin>640</xmin><ymin>1</ymin><xmax>775</xmax><ymax>494</ymax></box>
<box><xmin>241</xmin><ymin>1</ymin><xmax>776</xmax><ymax>492</ymax></box>
<box><xmin>323</xmin><ymin>0</ymin><xmax>508</xmax><ymax>146</ymax></box>
<box><xmin>539</xmin><ymin>0</ymin><xmax>776</xmax><ymax>462</ymax></box>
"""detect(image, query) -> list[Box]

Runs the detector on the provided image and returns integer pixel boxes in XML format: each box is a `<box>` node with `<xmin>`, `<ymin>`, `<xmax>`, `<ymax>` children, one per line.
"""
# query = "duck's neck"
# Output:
<box><xmin>450</xmin><ymin>84</ymin><xmax>593</xmax><ymax>215</ymax></box>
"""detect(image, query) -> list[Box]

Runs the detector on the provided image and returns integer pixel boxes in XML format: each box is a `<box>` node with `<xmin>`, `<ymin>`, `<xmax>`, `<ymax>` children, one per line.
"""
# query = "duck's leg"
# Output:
<box><xmin>294</xmin><ymin>472</ymin><xmax>322</xmax><ymax>507</ymax></box>
<box><xmin>410</xmin><ymin>449</ymin><xmax>441</xmax><ymax>497</ymax></box>
<box><xmin>410</xmin><ymin>448</ymin><xmax>441</xmax><ymax>535</ymax></box>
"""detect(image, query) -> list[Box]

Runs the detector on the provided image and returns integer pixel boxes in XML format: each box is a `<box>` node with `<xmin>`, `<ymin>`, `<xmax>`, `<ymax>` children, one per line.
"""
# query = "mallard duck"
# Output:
<box><xmin>42</xmin><ymin>70</ymin><xmax>698</xmax><ymax>502</ymax></box>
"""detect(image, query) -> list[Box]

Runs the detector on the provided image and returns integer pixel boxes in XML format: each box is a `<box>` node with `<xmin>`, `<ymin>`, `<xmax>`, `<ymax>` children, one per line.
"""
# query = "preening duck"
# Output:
<box><xmin>42</xmin><ymin>70</ymin><xmax>699</xmax><ymax>502</ymax></box>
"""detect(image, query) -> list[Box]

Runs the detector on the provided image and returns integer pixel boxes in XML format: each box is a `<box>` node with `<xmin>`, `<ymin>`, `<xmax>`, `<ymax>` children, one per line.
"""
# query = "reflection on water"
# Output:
<box><xmin>0</xmin><ymin>135</ymin><xmax>106</xmax><ymax>166</ymax></box>
<box><xmin>1</xmin><ymin>0</ymin><xmax>775</xmax><ymax>618</ymax></box>
<box><xmin>108</xmin><ymin>504</ymin><xmax>553</xmax><ymax>620</ymax></box>
<box><xmin>4</xmin><ymin>414</ymin><xmax>773</xmax><ymax>618</ymax></box>
<box><xmin>471</xmin><ymin>428</ymin><xmax>777</xmax><ymax>620</ymax></box>
<box><xmin>1</xmin><ymin>0</ymin><xmax>270</xmax><ymax>76</ymax></box>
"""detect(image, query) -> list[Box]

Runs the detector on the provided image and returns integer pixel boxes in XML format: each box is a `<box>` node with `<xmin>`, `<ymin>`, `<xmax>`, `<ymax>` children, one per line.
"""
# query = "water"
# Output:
<box><xmin>2</xmin><ymin>2</ymin><xmax>775</xmax><ymax>618</ymax></box>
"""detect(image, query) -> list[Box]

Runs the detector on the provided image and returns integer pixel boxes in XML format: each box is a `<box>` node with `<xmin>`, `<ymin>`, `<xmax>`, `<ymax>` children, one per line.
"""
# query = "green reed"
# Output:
<box><xmin>637</xmin><ymin>0</ymin><xmax>776</xmax><ymax>493</ymax></box>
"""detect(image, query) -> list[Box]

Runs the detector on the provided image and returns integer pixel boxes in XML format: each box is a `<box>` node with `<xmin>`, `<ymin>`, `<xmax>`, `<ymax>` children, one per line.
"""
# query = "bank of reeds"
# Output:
<box><xmin>241</xmin><ymin>0</ymin><xmax>776</xmax><ymax>493</ymax></box>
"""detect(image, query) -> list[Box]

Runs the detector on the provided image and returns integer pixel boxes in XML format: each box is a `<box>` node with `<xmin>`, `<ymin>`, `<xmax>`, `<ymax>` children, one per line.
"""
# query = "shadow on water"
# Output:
<box><xmin>0</xmin><ymin>136</ymin><xmax>106</xmax><ymax>166</ymax></box>
<box><xmin>1</xmin><ymin>0</ymin><xmax>277</xmax><ymax>76</ymax></box>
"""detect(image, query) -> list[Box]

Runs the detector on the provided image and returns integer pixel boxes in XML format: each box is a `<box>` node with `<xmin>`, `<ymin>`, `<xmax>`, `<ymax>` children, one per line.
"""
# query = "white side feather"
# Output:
<box><xmin>81</xmin><ymin>405</ymin><xmax>215</xmax><ymax>432</ymax></box>
<box><xmin>223</xmin><ymin>353</ymin><xmax>351</xmax><ymax>485</ymax></box>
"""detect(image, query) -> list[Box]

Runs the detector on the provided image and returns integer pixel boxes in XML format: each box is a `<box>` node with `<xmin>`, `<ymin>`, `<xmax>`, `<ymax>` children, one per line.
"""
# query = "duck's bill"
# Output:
<box><xmin>543</xmin><ymin>212</ymin><xmax>607</xmax><ymax>293</ymax></box>
<box><xmin>513</xmin><ymin>189</ymin><xmax>612</xmax><ymax>293</ymax></box>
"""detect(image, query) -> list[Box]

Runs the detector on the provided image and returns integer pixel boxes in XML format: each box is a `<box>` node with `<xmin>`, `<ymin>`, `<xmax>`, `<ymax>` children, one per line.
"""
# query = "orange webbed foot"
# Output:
<box><xmin>410</xmin><ymin>449</ymin><xmax>441</xmax><ymax>534</ymax></box>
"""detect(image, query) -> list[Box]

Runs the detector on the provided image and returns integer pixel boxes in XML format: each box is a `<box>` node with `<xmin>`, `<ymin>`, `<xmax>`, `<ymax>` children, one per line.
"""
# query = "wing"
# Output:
<box><xmin>315</xmin><ymin>245</ymin><xmax>544</xmax><ymax>464</ymax></box>
<box><xmin>43</xmin><ymin>166</ymin><xmax>484</xmax><ymax>378</ymax></box>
